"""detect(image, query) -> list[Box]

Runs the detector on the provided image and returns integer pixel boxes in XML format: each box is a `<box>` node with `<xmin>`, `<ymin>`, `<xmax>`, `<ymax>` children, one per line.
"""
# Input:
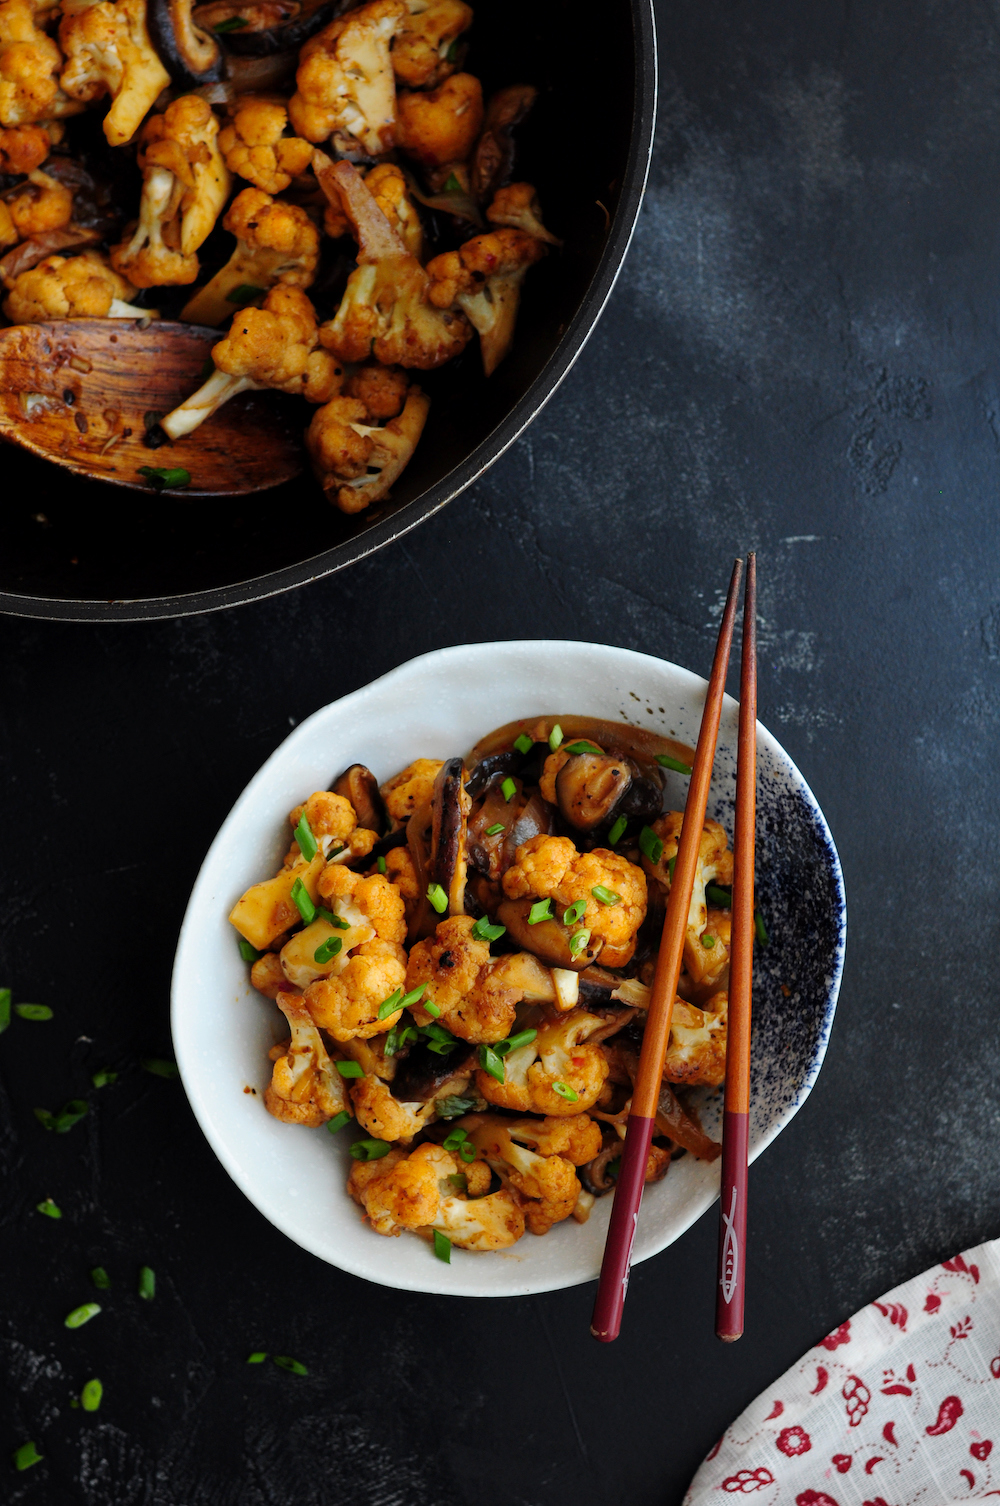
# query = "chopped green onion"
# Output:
<box><xmin>384</xmin><ymin>1023</ymin><xmax>418</xmax><ymax>1057</ymax></box>
<box><xmin>427</xmin><ymin>882</ymin><xmax>448</xmax><ymax>913</ymax></box>
<box><xmin>13</xmin><ymin>1441</ymin><xmax>42</xmax><ymax>1471</ymax></box>
<box><xmin>327</xmin><ymin>1110</ymin><xmax>351</xmax><ymax>1134</ymax></box>
<box><xmin>335</xmin><ymin>1059</ymin><xmax>364</xmax><ymax>1078</ymax></box>
<box><xmin>607</xmin><ymin>1157</ymin><xmax>621</xmax><ymax>1180</ymax></box>
<box><xmin>458</xmin><ymin>1141</ymin><xmax>476</xmax><ymax>1163</ymax></box>
<box><xmin>81</xmin><ymin>1378</ymin><xmax>102</xmax><ymax>1412</ymax></box>
<box><xmin>400</xmin><ymin>983</ymin><xmax>427</xmax><ymax>1009</ymax></box>
<box><xmin>503</xmin><ymin>1028</ymin><xmax>537</xmax><ymax>1053</ymax></box>
<box><xmin>447</xmin><ymin>1173</ymin><xmax>468</xmax><ymax>1193</ymax></box>
<box><xmin>91</xmin><ymin>1067</ymin><xmax>117</xmax><ymax>1088</ymax></box>
<box><xmin>667</xmin><ymin>855</ymin><xmax>677</xmax><ymax>879</ymax></box>
<box><xmin>527</xmin><ymin>899</ymin><xmax>553</xmax><ymax>925</ymax></box>
<box><xmin>15</xmin><ymin>1003</ymin><xmax>52</xmax><ymax>1021</ymax></box>
<box><xmin>548</xmin><ymin>724</ymin><xmax>564</xmax><ymax>751</ymax></box>
<box><xmin>477</xmin><ymin>1044</ymin><xmax>504</xmax><ymax>1083</ymax></box>
<box><xmin>445</xmin><ymin>39</ymin><xmax>459</xmax><ymax>61</ymax></box>
<box><xmin>137</xmin><ymin>465</ymin><xmax>190</xmax><ymax>490</ymax></box>
<box><xmin>377</xmin><ymin>988</ymin><xmax>404</xmax><ymax>1020</ymax></box>
<box><xmin>501</xmin><ymin>776</ymin><xmax>517</xmax><ymax>802</ymax></box>
<box><xmin>607</xmin><ymin>814</ymin><xmax>628</xmax><ymax>846</ymax></box>
<box><xmin>563</xmin><ymin>740</ymin><xmax>602</xmax><ymax>755</ymax></box>
<box><xmin>36</xmin><ymin>1198</ymin><xmax>61</xmax><ymax>1219</ymax></box>
<box><xmin>314</xmin><ymin>908</ymin><xmax>350</xmax><ymax>929</ymax></box>
<box><xmin>701</xmin><ymin>933</ymin><xmax>716</xmax><ymax>949</ymax></box>
<box><xmin>294</xmin><ymin>812</ymin><xmax>318</xmax><ymax>862</ymax></box>
<box><xmin>655</xmin><ymin>754</ymin><xmax>694</xmax><ymax>775</ymax></box>
<box><xmin>706</xmin><ymin>883</ymin><xmax>732</xmax><ymax>908</ymax></box>
<box><xmin>377</xmin><ymin>856</ymin><xmax>386</xmax><ymax>874</ymax></box>
<box><xmin>273</xmin><ymin>1355</ymin><xmax>308</xmax><ymax>1375</ymax></box>
<box><xmin>485</xmin><ymin>822</ymin><xmax>505</xmax><ymax>836</ymax></box>
<box><xmin>141</xmin><ymin>1058</ymin><xmax>178</xmax><ymax>1079</ymax></box>
<box><xmin>552</xmin><ymin>1080</ymin><xmax>579</xmax><ymax>1102</ymax></box>
<box><xmin>754</xmin><ymin>909</ymin><xmax>769</xmax><ymax>946</ymax></box>
<box><xmin>226</xmin><ymin>283</ymin><xmax>266</xmax><ymax>305</ymax></box>
<box><xmin>313</xmin><ymin>935</ymin><xmax>343</xmax><ymax>964</ymax></box>
<box><xmin>138</xmin><ymin>1266</ymin><xmax>155</xmax><ymax>1301</ymax></box>
<box><xmin>470</xmin><ymin>917</ymin><xmax>505</xmax><ymax>943</ymax></box>
<box><xmin>639</xmin><ymin>825</ymin><xmax>663</xmax><ymax>865</ymax></box>
<box><xmin>591</xmin><ymin>885</ymin><xmax>621</xmax><ymax>906</ymax></box>
<box><xmin>436</xmin><ymin>1094</ymin><xmax>476</xmax><ymax>1119</ymax></box>
<box><xmin>422</xmin><ymin>999</ymin><xmax>441</xmax><ymax>1018</ymax></box>
<box><xmin>349</xmin><ymin>1138</ymin><xmax>392</xmax><ymax>1161</ymax></box>
<box><xmin>423</xmin><ymin>1025</ymin><xmax>459</xmax><ymax>1056</ymax></box>
<box><xmin>568</xmin><ymin>928</ymin><xmax>592</xmax><ymax>958</ymax></box>
<box><xmin>442</xmin><ymin>1127</ymin><xmax>468</xmax><ymax>1151</ymax></box>
<box><xmin>443</xmin><ymin>172</ymin><xmax>461</xmax><ymax>192</ymax></box>
<box><xmin>290</xmin><ymin>877</ymin><xmax>316</xmax><ymax>924</ymax></box>
<box><xmin>90</xmin><ymin>1267</ymin><xmax>110</xmax><ymax>1289</ymax></box>
<box><xmin>213</xmin><ymin>13</ymin><xmax>248</xmax><ymax>29</ymax></box>
<box><xmin>513</xmin><ymin>733</ymin><xmax>533</xmax><ymax>754</ymax></box>
<box><xmin>238</xmin><ymin>939</ymin><xmax>262</xmax><ymax>963</ymax></box>
<box><xmin>246</xmin><ymin>1351</ymin><xmax>267</xmax><ymax>1363</ymax></box>
<box><xmin>35</xmin><ymin>1099</ymin><xmax>88</xmax><ymax>1134</ymax></box>
<box><xmin>561</xmin><ymin>899</ymin><xmax>586</xmax><ymax>926</ymax></box>
<box><xmin>65</xmin><ymin>1302</ymin><xmax>101</xmax><ymax>1329</ymax></box>
<box><xmin>0</xmin><ymin>986</ymin><xmax>10</xmax><ymax>1034</ymax></box>
<box><xmin>433</xmin><ymin>1228</ymin><xmax>451</xmax><ymax>1263</ymax></box>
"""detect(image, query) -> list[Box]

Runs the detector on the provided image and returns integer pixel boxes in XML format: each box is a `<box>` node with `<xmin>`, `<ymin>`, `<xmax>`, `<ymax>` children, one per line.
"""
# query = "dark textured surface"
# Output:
<box><xmin>3</xmin><ymin>0</ymin><xmax>999</xmax><ymax>1501</ymax></box>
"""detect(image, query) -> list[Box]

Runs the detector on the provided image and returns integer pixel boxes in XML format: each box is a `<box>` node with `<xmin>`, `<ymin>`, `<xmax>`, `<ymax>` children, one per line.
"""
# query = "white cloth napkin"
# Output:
<box><xmin>685</xmin><ymin>1239</ymin><xmax>1000</xmax><ymax>1505</ymax></box>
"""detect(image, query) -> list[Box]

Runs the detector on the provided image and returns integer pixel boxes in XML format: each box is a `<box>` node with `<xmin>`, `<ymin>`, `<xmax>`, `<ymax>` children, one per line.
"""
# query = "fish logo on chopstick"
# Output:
<box><xmin>720</xmin><ymin>1186</ymin><xmax>739</xmax><ymax>1305</ymax></box>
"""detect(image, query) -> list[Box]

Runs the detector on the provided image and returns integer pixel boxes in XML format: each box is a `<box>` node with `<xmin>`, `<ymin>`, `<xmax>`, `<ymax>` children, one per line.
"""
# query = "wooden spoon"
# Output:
<box><xmin>0</xmin><ymin>318</ymin><xmax>304</xmax><ymax>495</ymax></box>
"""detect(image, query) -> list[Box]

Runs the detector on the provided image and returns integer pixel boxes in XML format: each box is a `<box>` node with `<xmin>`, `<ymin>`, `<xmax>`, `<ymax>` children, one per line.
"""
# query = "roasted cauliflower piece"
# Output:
<box><xmin>380</xmin><ymin>756</ymin><xmax>444</xmax><ymax>828</ymax></box>
<box><xmin>180</xmin><ymin>186</ymin><xmax>320</xmax><ymax>327</ymax></box>
<box><xmin>426</xmin><ymin>224</ymin><xmax>545</xmax><ymax>375</ymax></box>
<box><xmin>5</xmin><ymin>165</ymin><xmax>71</xmax><ymax>236</ymax></box>
<box><xmin>404</xmin><ymin>914</ymin><xmax>547</xmax><ymax>1044</ymax></box>
<box><xmin>316</xmin><ymin>155</ymin><xmax>472</xmax><ymax>370</ymax></box>
<box><xmin>2</xmin><ymin>247</ymin><xmax>146</xmax><ymax>319</ymax></box>
<box><xmin>501</xmin><ymin>834</ymin><xmax>647</xmax><ymax>969</ymax></box>
<box><xmin>303</xmin><ymin>938</ymin><xmax>407</xmax><ymax>1040</ymax></box>
<box><xmin>58</xmin><ymin>0</ymin><xmax>170</xmax><ymax>147</ymax></box>
<box><xmin>0</xmin><ymin>118</ymin><xmax>51</xmax><ymax>170</ymax></box>
<box><xmin>348</xmin><ymin>1139</ymin><xmax>524</xmax><ymax>1249</ymax></box>
<box><xmin>289</xmin><ymin>0</ymin><xmax>405</xmax><ymax>155</ymax></box>
<box><xmin>392</xmin><ymin>0</ymin><xmax>470</xmax><ymax>89</ymax></box>
<box><xmin>486</xmin><ymin>181</ymin><xmax>560</xmax><ymax>245</ymax></box>
<box><xmin>396</xmin><ymin>70</ymin><xmax>481</xmax><ymax>169</ymax></box>
<box><xmin>229</xmin><ymin>850</ymin><xmax>325</xmax><ymax>952</ymax></box>
<box><xmin>264</xmin><ymin>989</ymin><xmax>348</xmax><ymax>1127</ymax></box>
<box><xmin>464</xmin><ymin>1114</ymin><xmax>582</xmax><ymax>1236</ymax></box>
<box><xmin>349</xmin><ymin>1072</ymin><xmax>436</xmax><ymax>1143</ymax></box>
<box><xmin>641</xmin><ymin>812</ymin><xmax>734</xmax><ymax>984</ymax></box>
<box><xmin>316</xmin><ymin>863</ymin><xmax>408</xmax><ymax>945</ymax></box>
<box><xmin>285</xmin><ymin>789</ymin><xmax>359</xmax><ymax>861</ymax></box>
<box><xmin>663</xmin><ymin>993</ymin><xmax>728</xmax><ymax>1086</ymax></box>
<box><xmin>160</xmin><ymin>285</ymin><xmax>343</xmax><ymax>440</ymax></box>
<box><xmin>503</xmin><ymin>1113</ymin><xmax>603</xmax><ymax>1166</ymax></box>
<box><xmin>218</xmin><ymin>98</ymin><xmax>312</xmax><ymax>196</ymax></box>
<box><xmin>475</xmin><ymin>1006</ymin><xmax>611</xmax><ymax>1115</ymax></box>
<box><xmin>0</xmin><ymin>0</ymin><xmax>83</xmax><ymax>127</ymax></box>
<box><xmin>306</xmin><ymin>376</ymin><xmax>430</xmax><ymax>515</ymax></box>
<box><xmin>110</xmin><ymin>95</ymin><xmax>230</xmax><ymax>287</ymax></box>
<box><xmin>250</xmin><ymin>950</ymin><xmax>286</xmax><ymax>999</ymax></box>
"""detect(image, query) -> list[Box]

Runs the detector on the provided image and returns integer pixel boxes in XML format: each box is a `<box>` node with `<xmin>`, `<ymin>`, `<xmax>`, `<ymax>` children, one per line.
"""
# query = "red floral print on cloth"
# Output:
<box><xmin>684</xmin><ymin>1238</ymin><xmax>1000</xmax><ymax>1506</ymax></box>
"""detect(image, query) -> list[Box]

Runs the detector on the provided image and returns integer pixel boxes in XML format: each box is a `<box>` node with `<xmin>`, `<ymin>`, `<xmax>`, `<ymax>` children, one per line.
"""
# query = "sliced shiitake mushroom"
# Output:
<box><xmin>495</xmin><ymin>896</ymin><xmax>601</xmax><ymax>972</ymax></box>
<box><xmin>191</xmin><ymin>0</ymin><xmax>344</xmax><ymax>54</ymax></box>
<box><xmin>391</xmin><ymin>1042</ymin><xmax>476</xmax><ymax>1104</ymax></box>
<box><xmin>330</xmin><ymin>763</ymin><xmax>385</xmax><ymax>834</ymax></box>
<box><xmin>430</xmin><ymin>758</ymin><xmax>471</xmax><ymax>916</ymax></box>
<box><xmin>555</xmin><ymin>751</ymin><xmax>632</xmax><ymax>832</ymax></box>
<box><xmin>470</xmin><ymin>83</ymin><xmax>537</xmax><ymax>203</ymax></box>
<box><xmin>150</xmin><ymin>0</ymin><xmax>223</xmax><ymax>83</ymax></box>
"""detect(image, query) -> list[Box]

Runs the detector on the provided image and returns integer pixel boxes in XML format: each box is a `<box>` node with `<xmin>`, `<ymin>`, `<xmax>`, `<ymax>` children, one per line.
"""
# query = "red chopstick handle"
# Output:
<box><xmin>590</xmin><ymin>1112</ymin><xmax>655</xmax><ymax>1342</ymax></box>
<box><xmin>715</xmin><ymin>1109</ymin><xmax>749</xmax><ymax>1341</ymax></box>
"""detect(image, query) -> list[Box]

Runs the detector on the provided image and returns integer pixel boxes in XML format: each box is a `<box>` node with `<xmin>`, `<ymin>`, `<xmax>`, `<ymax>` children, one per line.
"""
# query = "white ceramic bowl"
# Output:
<box><xmin>171</xmin><ymin>641</ymin><xmax>846</xmax><ymax>1296</ymax></box>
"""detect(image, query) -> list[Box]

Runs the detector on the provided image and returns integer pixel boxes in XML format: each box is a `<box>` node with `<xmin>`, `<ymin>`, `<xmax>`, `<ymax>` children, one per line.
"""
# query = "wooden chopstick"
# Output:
<box><xmin>591</xmin><ymin>558</ymin><xmax>744</xmax><ymax>1343</ymax></box>
<box><xmin>716</xmin><ymin>552</ymin><xmax>757</xmax><ymax>1341</ymax></box>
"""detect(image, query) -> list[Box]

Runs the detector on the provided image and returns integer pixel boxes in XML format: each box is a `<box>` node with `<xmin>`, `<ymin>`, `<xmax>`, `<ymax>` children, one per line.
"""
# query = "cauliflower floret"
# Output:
<box><xmin>350</xmin><ymin>1072</ymin><xmax>436</xmax><ymax>1143</ymax></box>
<box><xmin>218</xmin><ymin>99</ymin><xmax>312</xmax><ymax>195</ymax></box>
<box><xmin>426</xmin><ymin>224</ymin><xmax>545</xmax><ymax>375</ymax></box>
<box><xmin>486</xmin><ymin>181</ymin><xmax>561</xmax><ymax>245</ymax></box>
<box><xmin>404</xmin><ymin>914</ymin><xmax>522</xmax><ymax>1044</ymax></box>
<box><xmin>250</xmin><ymin>950</ymin><xmax>286</xmax><ymax>999</ymax></box>
<box><xmin>289</xmin><ymin>0</ymin><xmax>405</xmax><ymax>155</ymax></box>
<box><xmin>303</xmin><ymin>937</ymin><xmax>407</xmax><ymax>1040</ymax></box>
<box><xmin>476</xmin><ymin>1007</ymin><xmax>610</xmax><ymax>1115</ymax></box>
<box><xmin>307</xmin><ymin>378</ymin><xmax>430</xmax><ymax>515</ymax></box>
<box><xmin>641</xmin><ymin>812</ymin><xmax>734</xmax><ymax>984</ymax></box>
<box><xmin>110</xmin><ymin>94</ymin><xmax>230</xmax><ymax>288</ymax></box>
<box><xmin>316</xmin><ymin>155</ymin><xmax>472</xmax><ymax>370</ymax></box>
<box><xmin>465</xmin><ymin>1115</ymin><xmax>581</xmax><ymax>1236</ymax></box>
<box><xmin>180</xmin><ymin>186</ymin><xmax>320</xmax><ymax>327</ymax></box>
<box><xmin>5</xmin><ymin>164</ymin><xmax>70</xmax><ymax>236</ymax></box>
<box><xmin>382</xmin><ymin>843</ymin><xmax>419</xmax><ymax>898</ymax></box>
<box><xmin>664</xmin><ymin>993</ymin><xmax>728</xmax><ymax>1086</ymax></box>
<box><xmin>59</xmin><ymin>0</ymin><xmax>169</xmax><ymax>147</ymax></box>
<box><xmin>0</xmin><ymin>0</ymin><xmax>83</xmax><ymax>127</ymax></box>
<box><xmin>160</xmin><ymin>284</ymin><xmax>342</xmax><ymax>440</ymax></box>
<box><xmin>502</xmin><ymin>834</ymin><xmax>647</xmax><ymax>969</ymax></box>
<box><xmin>504</xmin><ymin>1113</ymin><xmax>603</xmax><ymax>1166</ymax></box>
<box><xmin>265</xmin><ymin>989</ymin><xmax>348</xmax><ymax>1127</ymax></box>
<box><xmin>380</xmin><ymin>757</ymin><xmax>444</xmax><ymax>827</ymax></box>
<box><xmin>317</xmin><ymin>863</ymin><xmax>407</xmax><ymax>944</ymax></box>
<box><xmin>2</xmin><ymin>247</ymin><xmax>144</xmax><ymax>319</ymax></box>
<box><xmin>284</xmin><ymin>789</ymin><xmax>358</xmax><ymax>859</ymax></box>
<box><xmin>0</xmin><ymin>118</ymin><xmax>50</xmax><ymax>170</ymax></box>
<box><xmin>349</xmin><ymin>1139</ymin><xmax>524</xmax><ymax>1248</ymax></box>
<box><xmin>365</xmin><ymin>160</ymin><xmax>424</xmax><ymax>255</ymax></box>
<box><xmin>396</xmin><ymin>71</ymin><xmax>481</xmax><ymax>169</ymax></box>
<box><xmin>391</xmin><ymin>0</ymin><xmax>471</xmax><ymax>88</ymax></box>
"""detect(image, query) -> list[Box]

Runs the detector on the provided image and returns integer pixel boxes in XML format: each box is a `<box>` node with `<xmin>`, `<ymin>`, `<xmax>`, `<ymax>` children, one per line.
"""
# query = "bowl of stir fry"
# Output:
<box><xmin>0</xmin><ymin>0</ymin><xmax>657</xmax><ymax>619</ymax></box>
<box><xmin>172</xmin><ymin>640</ymin><xmax>846</xmax><ymax>1296</ymax></box>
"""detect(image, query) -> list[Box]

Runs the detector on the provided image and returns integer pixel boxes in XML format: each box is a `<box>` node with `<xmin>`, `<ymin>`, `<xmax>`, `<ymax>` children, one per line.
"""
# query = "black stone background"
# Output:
<box><xmin>3</xmin><ymin>1</ymin><xmax>1000</xmax><ymax>1501</ymax></box>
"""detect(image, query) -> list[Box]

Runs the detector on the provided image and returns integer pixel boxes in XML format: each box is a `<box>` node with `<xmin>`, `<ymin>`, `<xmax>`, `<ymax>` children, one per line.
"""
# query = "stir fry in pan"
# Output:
<box><xmin>229</xmin><ymin>717</ymin><xmax>746</xmax><ymax>1261</ymax></box>
<box><xmin>0</xmin><ymin>0</ymin><xmax>557</xmax><ymax>506</ymax></box>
